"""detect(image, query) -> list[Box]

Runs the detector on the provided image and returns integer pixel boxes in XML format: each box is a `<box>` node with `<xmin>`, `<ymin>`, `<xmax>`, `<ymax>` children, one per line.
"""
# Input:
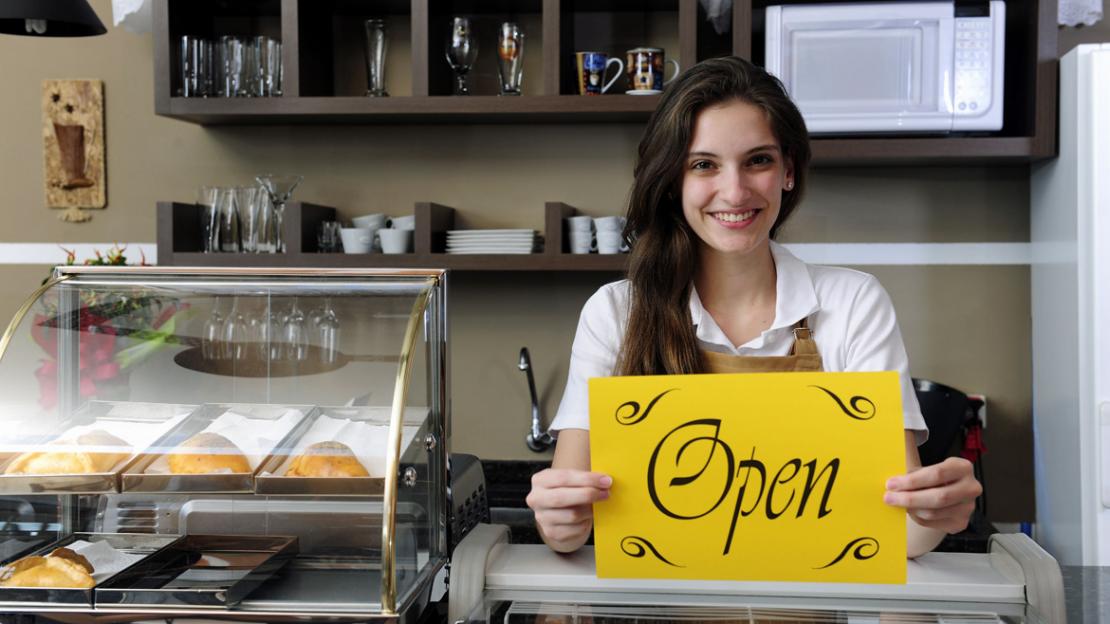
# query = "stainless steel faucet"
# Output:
<box><xmin>519</xmin><ymin>347</ymin><xmax>554</xmax><ymax>452</ymax></box>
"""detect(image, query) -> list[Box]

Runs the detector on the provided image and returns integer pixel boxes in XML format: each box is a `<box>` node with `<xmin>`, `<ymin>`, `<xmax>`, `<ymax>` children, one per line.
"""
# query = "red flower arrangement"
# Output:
<box><xmin>31</xmin><ymin>245</ymin><xmax>186</xmax><ymax>409</ymax></box>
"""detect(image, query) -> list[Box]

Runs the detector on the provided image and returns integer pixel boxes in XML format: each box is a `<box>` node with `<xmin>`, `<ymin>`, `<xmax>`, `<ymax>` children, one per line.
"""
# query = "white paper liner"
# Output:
<box><xmin>144</xmin><ymin>406</ymin><xmax>305</xmax><ymax>474</ymax></box>
<box><xmin>0</xmin><ymin>403</ymin><xmax>193</xmax><ymax>473</ymax></box>
<box><xmin>264</xmin><ymin>409</ymin><xmax>423</xmax><ymax>478</ymax></box>
<box><xmin>64</xmin><ymin>540</ymin><xmax>145</xmax><ymax>583</ymax></box>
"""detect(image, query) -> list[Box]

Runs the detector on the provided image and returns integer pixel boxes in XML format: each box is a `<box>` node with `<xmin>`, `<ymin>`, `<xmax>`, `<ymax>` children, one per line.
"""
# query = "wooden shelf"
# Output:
<box><xmin>158</xmin><ymin>201</ymin><xmax>630</xmax><ymax>271</ymax></box>
<box><xmin>164</xmin><ymin>94</ymin><xmax>662</xmax><ymax>124</ymax></box>
<box><xmin>153</xmin><ymin>0</ymin><xmax>1058</xmax><ymax>165</ymax></box>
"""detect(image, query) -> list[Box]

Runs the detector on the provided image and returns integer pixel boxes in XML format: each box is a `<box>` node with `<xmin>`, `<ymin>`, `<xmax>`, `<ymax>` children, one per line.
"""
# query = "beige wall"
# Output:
<box><xmin>3</xmin><ymin>2</ymin><xmax>1107</xmax><ymax>522</ymax></box>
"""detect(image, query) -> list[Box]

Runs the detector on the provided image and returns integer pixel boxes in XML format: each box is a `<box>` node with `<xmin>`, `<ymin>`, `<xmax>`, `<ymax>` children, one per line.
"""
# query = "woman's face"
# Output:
<box><xmin>680</xmin><ymin>99</ymin><xmax>794</xmax><ymax>260</ymax></box>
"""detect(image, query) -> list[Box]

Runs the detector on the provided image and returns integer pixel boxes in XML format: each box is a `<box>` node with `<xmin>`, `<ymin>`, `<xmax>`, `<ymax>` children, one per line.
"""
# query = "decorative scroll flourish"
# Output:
<box><xmin>615</xmin><ymin>388</ymin><xmax>678</xmax><ymax>426</ymax></box>
<box><xmin>620</xmin><ymin>535</ymin><xmax>684</xmax><ymax>567</ymax></box>
<box><xmin>809</xmin><ymin>385</ymin><xmax>876</xmax><ymax>420</ymax></box>
<box><xmin>814</xmin><ymin>537</ymin><xmax>880</xmax><ymax>569</ymax></box>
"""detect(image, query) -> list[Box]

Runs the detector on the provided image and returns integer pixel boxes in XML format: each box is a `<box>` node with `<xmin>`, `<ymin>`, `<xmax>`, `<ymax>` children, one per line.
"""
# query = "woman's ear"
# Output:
<box><xmin>784</xmin><ymin>159</ymin><xmax>795</xmax><ymax>191</ymax></box>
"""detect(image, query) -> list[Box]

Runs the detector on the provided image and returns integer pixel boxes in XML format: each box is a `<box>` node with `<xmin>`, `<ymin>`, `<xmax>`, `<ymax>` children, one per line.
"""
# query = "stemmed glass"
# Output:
<box><xmin>220</xmin><ymin>297</ymin><xmax>248</xmax><ymax>360</ymax></box>
<box><xmin>314</xmin><ymin>298</ymin><xmax>340</xmax><ymax>365</ymax></box>
<box><xmin>284</xmin><ymin>299</ymin><xmax>309</xmax><ymax>362</ymax></box>
<box><xmin>201</xmin><ymin>297</ymin><xmax>224</xmax><ymax>360</ymax></box>
<box><xmin>256</xmin><ymin>174</ymin><xmax>303</xmax><ymax>253</ymax></box>
<box><xmin>445</xmin><ymin>17</ymin><xmax>478</xmax><ymax>95</ymax></box>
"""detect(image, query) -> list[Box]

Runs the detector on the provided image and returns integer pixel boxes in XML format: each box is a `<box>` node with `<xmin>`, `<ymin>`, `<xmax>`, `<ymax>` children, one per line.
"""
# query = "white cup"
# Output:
<box><xmin>390</xmin><ymin>215</ymin><xmax>416</xmax><ymax>230</ymax></box>
<box><xmin>379</xmin><ymin>228</ymin><xmax>413</xmax><ymax>254</ymax></box>
<box><xmin>596</xmin><ymin>229</ymin><xmax>628</xmax><ymax>254</ymax></box>
<box><xmin>566</xmin><ymin>215</ymin><xmax>593</xmax><ymax>231</ymax></box>
<box><xmin>352</xmin><ymin>213</ymin><xmax>391</xmax><ymax>229</ymax></box>
<box><xmin>594</xmin><ymin>216</ymin><xmax>626</xmax><ymax>232</ymax></box>
<box><xmin>340</xmin><ymin>227</ymin><xmax>373</xmax><ymax>254</ymax></box>
<box><xmin>569</xmin><ymin>229</ymin><xmax>595</xmax><ymax>254</ymax></box>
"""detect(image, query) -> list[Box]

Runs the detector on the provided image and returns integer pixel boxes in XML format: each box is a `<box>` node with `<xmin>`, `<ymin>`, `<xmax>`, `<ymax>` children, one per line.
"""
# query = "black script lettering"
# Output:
<box><xmin>647</xmin><ymin>419</ymin><xmax>735</xmax><ymax>520</ymax></box>
<box><xmin>796</xmin><ymin>458</ymin><xmax>840</xmax><ymax>519</ymax></box>
<box><xmin>766</xmin><ymin>459</ymin><xmax>802</xmax><ymax>519</ymax></box>
<box><xmin>723</xmin><ymin>448</ymin><xmax>765</xmax><ymax>555</ymax></box>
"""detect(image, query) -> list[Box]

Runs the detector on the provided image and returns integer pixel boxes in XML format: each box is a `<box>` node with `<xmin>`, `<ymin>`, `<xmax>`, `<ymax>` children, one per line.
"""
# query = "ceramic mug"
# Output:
<box><xmin>575</xmin><ymin>51</ymin><xmax>623</xmax><ymax>95</ymax></box>
<box><xmin>596</xmin><ymin>229</ymin><xmax>629</xmax><ymax>254</ymax></box>
<box><xmin>390</xmin><ymin>215</ymin><xmax>416</xmax><ymax>230</ymax></box>
<box><xmin>626</xmin><ymin>47</ymin><xmax>680</xmax><ymax>94</ymax></box>
<box><xmin>340</xmin><ymin>227</ymin><xmax>373</xmax><ymax>254</ymax></box>
<box><xmin>352</xmin><ymin>213</ymin><xmax>391</xmax><ymax>229</ymax></box>
<box><xmin>379</xmin><ymin>228</ymin><xmax>413</xmax><ymax>254</ymax></box>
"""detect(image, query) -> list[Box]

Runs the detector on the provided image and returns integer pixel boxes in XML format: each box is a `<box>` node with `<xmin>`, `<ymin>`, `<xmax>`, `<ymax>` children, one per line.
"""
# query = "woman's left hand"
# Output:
<box><xmin>883</xmin><ymin>457</ymin><xmax>983</xmax><ymax>534</ymax></box>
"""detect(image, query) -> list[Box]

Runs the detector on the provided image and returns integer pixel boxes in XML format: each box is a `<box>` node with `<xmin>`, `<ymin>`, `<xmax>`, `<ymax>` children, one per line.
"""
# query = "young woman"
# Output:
<box><xmin>526</xmin><ymin>56</ymin><xmax>981</xmax><ymax>558</ymax></box>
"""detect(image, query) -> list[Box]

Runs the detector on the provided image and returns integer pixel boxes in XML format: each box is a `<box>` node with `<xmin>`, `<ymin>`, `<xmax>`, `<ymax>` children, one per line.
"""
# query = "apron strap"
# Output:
<box><xmin>790</xmin><ymin>316</ymin><xmax>818</xmax><ymax>356</ymax></box>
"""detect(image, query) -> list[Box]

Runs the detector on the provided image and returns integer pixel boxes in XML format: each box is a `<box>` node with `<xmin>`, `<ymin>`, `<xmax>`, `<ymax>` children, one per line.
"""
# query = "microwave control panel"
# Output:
<box><xmin>954</xmin><ymin>18</ymin><xmax>994</xmax><ymax>116</ymax></box>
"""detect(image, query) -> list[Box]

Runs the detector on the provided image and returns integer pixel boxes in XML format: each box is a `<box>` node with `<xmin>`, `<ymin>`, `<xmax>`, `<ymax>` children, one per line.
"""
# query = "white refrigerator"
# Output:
<box><xmin>1031</xmin><ymin>43</ymin><xmax>1110</xmax><ymax>566</ymax></box>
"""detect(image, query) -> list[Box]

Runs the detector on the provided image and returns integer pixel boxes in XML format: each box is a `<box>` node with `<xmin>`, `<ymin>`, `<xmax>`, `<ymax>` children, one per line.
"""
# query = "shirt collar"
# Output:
<box><xmin>688</xmin><ymin>242</ymin><xmax>820</xmax><ymax>349</ymax></box>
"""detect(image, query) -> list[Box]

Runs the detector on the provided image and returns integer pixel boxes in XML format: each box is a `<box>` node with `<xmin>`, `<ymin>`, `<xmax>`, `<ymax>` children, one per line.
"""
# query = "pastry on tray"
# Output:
<box><xmin>167</xmin><ymin>432</ymin><xmax>251</xmax><ymax>474</ymax></box>
<box><xmin>0</xmin><ymin>547</ymin><xmax>95</xmax><ymax>588</ymax></box>
<box><xmin>285</xmin><ymin>441</ymin><xmax>371</xmax><ymax>478</ymax></box>
<box><xmin>3</xmin><ymin>430</ymin><xmax>131</xmax><ymax>475</ymax></box>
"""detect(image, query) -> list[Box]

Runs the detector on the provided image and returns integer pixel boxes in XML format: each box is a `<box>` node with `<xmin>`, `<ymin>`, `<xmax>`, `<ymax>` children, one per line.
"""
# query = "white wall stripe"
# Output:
<box><xmin>0</xmin><ymin>244</ymin><xmax>158</xmax><ymax>265</ymax></box>
<box><xmin>0</xmin><ymin>242</ymin><xmax>1033</xmax><ymax>266</ymax></box>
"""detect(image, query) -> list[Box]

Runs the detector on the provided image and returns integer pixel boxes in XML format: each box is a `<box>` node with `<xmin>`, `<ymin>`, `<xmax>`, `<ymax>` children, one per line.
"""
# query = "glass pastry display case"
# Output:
<box><xmin>449</xmin><ymin>526</ymin><xmax>1067</xmax><ymax>624</ymax></box>
<box><xmin>0</xmin><ymin>266</ymin><xmax>448</xmax><ymax>622</ymax></box>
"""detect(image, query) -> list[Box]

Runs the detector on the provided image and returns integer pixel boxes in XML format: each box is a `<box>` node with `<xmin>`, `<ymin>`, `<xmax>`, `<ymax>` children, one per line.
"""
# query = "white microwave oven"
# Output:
<box><xmin>764</xmin><ymin>1</ymin><xmax>1005</xmax><ymax>134</ymax></box>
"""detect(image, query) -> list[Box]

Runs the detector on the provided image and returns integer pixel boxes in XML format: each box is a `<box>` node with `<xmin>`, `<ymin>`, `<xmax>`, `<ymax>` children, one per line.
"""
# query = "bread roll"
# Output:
<box><xmin>167</xmin><ymin>432</ymin><xmax>251</xmax><ymax>474</ymax></box>
<box><xmin>285</xmin><ymin>441</ymin><xmax>370</xmax><ymax>478</ymax></box>
<box><xmin>4</xmin><ymin>430</ymin><xmax>131</xmax><ymax>475</ymax></box>
<box><xmin>0</xmin><ymin>553</ymin><xmax>95</xmax><ymax>588</ymax></box>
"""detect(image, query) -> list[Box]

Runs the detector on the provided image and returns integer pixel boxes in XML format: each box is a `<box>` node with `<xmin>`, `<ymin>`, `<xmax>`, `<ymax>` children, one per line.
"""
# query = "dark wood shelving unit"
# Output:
<box><xmin>157</xmin><ymin>201</ymin><xmax>629</xmax><ymax>271</ymax></box>
<box><xmin>154</xmin><ymin>0</ymin><xmax>1058</xmax><ymax>165</ymax></box>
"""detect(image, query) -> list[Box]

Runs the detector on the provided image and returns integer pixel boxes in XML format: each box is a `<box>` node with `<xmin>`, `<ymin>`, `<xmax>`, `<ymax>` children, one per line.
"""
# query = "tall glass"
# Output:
<box><xmin>256</xmin><ymin>175</ymin><xmax>303</xmax><ymax>253</ymax></box>
<box><xmin>196</xmin><ymin>186</ymin><xmax>219</xmax><ymax>252</ymax></box>
<box><xmin>497</xmin><ymin>23</ymin><xmax>524</xmax><ymax>96</ymax></box>
<box><xmin>445</xmin><ymin>17</ymin><xmax>478</xmax><ymax>95</ymax></box>
<box><xmin>216</xmin><ymin>187</ymin><xmax>240</xmax><ymax>253</ymax></box>
<box><xmin>235</xmin><ymin>186</ymin><xmax>260</xmax><ymax>252</ymax></box>
<box><xmin>364</xmin><ymin>19</ymin><xmax>389</xmax><ymax>97</ymax></box>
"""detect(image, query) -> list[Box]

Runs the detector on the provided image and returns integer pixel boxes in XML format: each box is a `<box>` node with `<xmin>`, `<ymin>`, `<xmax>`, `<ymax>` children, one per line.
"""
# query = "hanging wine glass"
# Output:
<box><xmin>284</xmin><ymin>298</ymin><xmax>309</xmax><ymax>362</ymax></box>
<box><xmin>445</xmin><ymin>17</ymin><xmax>478</xmax><ymax>95</ymax></box>
<box><xmin>202</xmin><ymin>296</ymin><xmax>225</xmax><ymax>360</ymax></box>
<box><xmin>255</xmin><ymin>174</ymin><xmax>303</xmax><ymax>253</ymax></box>
<box><xmin>314</xmin><ymin>297</ymin><xmax>340</xmax><ymax>365</ymax></box>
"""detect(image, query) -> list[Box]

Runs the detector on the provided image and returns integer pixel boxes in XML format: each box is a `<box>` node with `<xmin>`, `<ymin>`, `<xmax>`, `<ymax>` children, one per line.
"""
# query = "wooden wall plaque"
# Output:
<box><xmin>42</xmin><ymin>79</ymin><xmax>106</xmax><ymax>222</ymax></box>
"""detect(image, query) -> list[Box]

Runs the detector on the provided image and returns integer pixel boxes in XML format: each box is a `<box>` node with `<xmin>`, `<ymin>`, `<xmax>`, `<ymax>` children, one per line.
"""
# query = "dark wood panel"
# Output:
<box><xmin>166</xmin><ymin>251</ymin><xmax>629</xmax><ymax>271</ymax></box>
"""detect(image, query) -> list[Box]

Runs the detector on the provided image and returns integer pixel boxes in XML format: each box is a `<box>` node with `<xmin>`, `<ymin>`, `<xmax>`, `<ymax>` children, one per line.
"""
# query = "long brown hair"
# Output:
<box><xmin>616</xmin><ymin>56</ymin><xmax>811</xmax><ymax>376</ymax></box>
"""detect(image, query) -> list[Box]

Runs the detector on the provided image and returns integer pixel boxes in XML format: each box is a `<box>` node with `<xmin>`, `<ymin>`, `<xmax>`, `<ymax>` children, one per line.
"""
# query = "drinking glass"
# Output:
<box><xmin>196</xmin><ymin>186</ymin><xmax>219</xmax><ymax>252</ymax></box>
<box><xmin>180</xmin><ymin>35</ymin><xmax>199</xmax><ymax>96</ymax></box>
<box><xmin>253</xmin><ymin>189</ymin><xmax>277</xmax><ymax>253</ymax></box>
<box><xmin>242</xmin><ymin>37</ymin><xmax>261</xmax><ymax>96</ymax></box>
<box><xmin>216</xmin><ymin>187</ymin><xmax>240</xmax><ymax>252</ymax></box>
<box><xmin>268</xmin><ymin>301</ymin><xmax>288</xmax><ymax>360</ymax></box>
<box><xmin>497</xmin><ymin>23</ymin><xmax>524</xmax><ymax>96</ymax></box>
<box><xmin>220</xmin><ymin>298</ymin><xmax>248</xmax><ymax>360</ymax></box>
<box><xmin>201</xmin><ymin>297</ymin><xmax>225</xmax><ymax>360</ymax></box>
<box><xmin>445</xmin><ymin>17</ymin><xmax>478</xmax><ymax>95</ymax></box>
<box><xmin>235</xmin><ymin>185</ymin><xmax>260</xmax><ymax>252</ymax></box>
<box><xmin>283</xmin><ymin>299</ymin><xmax>309</xmax><ymax>362</ymax></box>
<box><xmin>315</xmin><ymin>298</ymin><xmax>340</xmax><ymax>365</ymax></box>
<box><xmin>317</xmin><ymin>221</ymin><xmax>341</xmax><ymax>252</ymax></box>
<box><xmin>219</xmin><ymin>36</ymin><xmax>245</xmax><ymax>98</ymax></box>
<box><xmin>256</xmin><ymin>174</ymin><xmax>303</xmax><ymax>253</ymax></box>
<box><xmin>258</xmin><ymin>37</ymin><xmax>282</xmax><ymax>97</ymax></box>
<box><xmin>364</xmin><ymin>19</ymin><xmax>389</xmax><ymax>97</ymax></box>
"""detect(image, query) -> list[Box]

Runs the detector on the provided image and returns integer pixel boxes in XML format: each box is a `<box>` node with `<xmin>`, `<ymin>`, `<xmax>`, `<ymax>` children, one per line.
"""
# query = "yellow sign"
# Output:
<box><xmin>589</xmin><ymin>371</ymin><xmax>906</xmax><ymax>584</ymax></box>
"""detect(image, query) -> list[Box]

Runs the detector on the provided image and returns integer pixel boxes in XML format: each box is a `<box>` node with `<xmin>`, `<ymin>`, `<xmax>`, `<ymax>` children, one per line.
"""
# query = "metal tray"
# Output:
<box><xmin>0</xmin><ymin>401</ymin><xmax>197</xmax><ymax>495</ymax></box>
<box><xmin>94</xmin><ymin>534</ymin><xmax>299</xmax><ymax>608</ymax></box>
<box><xmin>0</xmin><ymin>532</ymin><xmax>182</xmax><ymax>608</ymax></box>
<box><xmin>120</xmin><ymin>403</ymin><xmax>311</xmax><ymax>493</ymax></box>
<box><xmin>254</xmin><ymin>406</ymin><xmax>428</xmax><ymax>497</ymax></box>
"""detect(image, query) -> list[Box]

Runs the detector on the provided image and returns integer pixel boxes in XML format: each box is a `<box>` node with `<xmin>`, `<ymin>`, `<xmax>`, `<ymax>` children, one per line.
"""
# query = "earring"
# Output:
<box><xmin>785</xmin><ymin>181</ymin><xmax>794</xmax><ymax>191</ymax></box>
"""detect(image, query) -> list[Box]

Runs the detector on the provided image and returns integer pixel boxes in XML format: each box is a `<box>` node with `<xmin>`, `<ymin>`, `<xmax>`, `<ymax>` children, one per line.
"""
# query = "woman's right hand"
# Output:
<box><xmin>526</xmin><ymin>468</ymin><xmax>612</xmax><ymax>553</ymax></box>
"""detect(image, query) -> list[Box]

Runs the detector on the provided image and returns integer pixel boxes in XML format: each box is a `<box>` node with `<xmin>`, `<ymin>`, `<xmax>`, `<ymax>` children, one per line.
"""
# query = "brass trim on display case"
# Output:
<box><xmin>0</xmin><ymin>274</ymin><xmax>71</xmax><ymax>364</ymax></box>
<box><xmin>380</xmin><ymin>279</ymin><xmax>435</xmax><ymax>615</ymax></box>
<box><xmin>57</xmin><ymin>266</ymin><xmax>447</xmax><ymax>278</ymax></box>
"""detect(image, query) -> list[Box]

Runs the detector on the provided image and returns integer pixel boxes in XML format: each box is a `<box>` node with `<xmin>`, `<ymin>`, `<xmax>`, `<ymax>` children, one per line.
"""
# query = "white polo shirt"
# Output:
<box><xmin>550</xmin><ymin>242</ymin><xmax>928</xmax><ymax>442</ymax></box>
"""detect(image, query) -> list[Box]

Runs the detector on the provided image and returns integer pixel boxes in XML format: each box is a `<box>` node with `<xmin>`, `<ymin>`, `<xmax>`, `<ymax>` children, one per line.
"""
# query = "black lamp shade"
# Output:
<box><xmin>0</xmin><ymin>0</ymin><xmax>108</xmax><ymax>37</ymax></box>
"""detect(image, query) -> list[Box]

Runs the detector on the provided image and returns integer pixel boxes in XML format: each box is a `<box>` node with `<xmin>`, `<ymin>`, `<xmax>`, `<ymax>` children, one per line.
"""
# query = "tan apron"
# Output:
<box><xmin>700</xmin><ymin>318</ymin><xmax>824</xmax><ymax>373</ymax></box>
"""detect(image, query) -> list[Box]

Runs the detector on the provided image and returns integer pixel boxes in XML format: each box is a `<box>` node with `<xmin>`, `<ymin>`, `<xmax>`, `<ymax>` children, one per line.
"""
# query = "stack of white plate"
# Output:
<box><xmin>446</xmin><ymin>229</ymin><xmax>539</xmax><ymax>254</ymax></box>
